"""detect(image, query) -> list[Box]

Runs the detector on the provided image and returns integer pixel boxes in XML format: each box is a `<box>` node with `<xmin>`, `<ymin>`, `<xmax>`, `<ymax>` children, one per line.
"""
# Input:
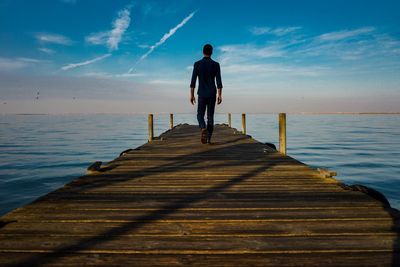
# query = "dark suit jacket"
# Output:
<box><xmin>190</xmin><ymin>57</ymin><xmax>223</xmax><ymax>97</ymax></box>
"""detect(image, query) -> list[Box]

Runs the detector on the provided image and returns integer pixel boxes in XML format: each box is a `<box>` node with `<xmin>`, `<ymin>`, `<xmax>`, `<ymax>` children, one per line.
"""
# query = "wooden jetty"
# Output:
<box><xmin>0</xmin><ymin>114</ymin><xmax>399</xmax><ymax>266</ymax></box>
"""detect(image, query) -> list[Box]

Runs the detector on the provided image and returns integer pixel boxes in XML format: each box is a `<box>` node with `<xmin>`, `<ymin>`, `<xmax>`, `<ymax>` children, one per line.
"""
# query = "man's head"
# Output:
<box><xmin>203</xmin><ymin>44</ymin><xmax>213</xmax><ymax>57</ymax></box>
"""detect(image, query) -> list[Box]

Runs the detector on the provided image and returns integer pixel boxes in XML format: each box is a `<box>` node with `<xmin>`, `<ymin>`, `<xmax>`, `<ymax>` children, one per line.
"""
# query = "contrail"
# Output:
<box><xmin>128</xmin><ymin>11</ymin><xmax>196</xmax><ymax>74</ymax></box>
<box><xmin>61</xmin><ymin>54</ymin><xmax>111</xmax><ymax>71</ymax></box>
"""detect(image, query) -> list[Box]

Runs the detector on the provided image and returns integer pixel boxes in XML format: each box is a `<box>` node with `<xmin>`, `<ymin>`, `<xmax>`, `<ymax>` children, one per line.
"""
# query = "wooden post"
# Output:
<box><xmin>279</xmin><ymin>113</ymin><xmax>287</xmax><ymax>155</ymax></box>
<box><xmin>169</xmin><ymin>113</ymin><xmax>173</xmax><ymax>129</ymax></box>
<box><xmin>242</xmin><ymin>113</ymin><xmax>246</xmax><ymax>135</ymax></box>
<box><xmin>148</xmin><ymin>114</ymin><xmax>154</xmax><ymax>142</ymax></box>
<box><xmin>228</xmin><ymin>113</ymin><xmax>232</xmax><ymax>128</ymax></box>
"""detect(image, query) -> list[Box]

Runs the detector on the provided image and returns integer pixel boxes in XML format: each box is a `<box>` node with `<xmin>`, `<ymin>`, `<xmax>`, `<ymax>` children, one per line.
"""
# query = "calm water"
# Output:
<box><xmin>1</xmin><ymin>114</ymin><xmax>399</xmax><ymax>215</ymax></box>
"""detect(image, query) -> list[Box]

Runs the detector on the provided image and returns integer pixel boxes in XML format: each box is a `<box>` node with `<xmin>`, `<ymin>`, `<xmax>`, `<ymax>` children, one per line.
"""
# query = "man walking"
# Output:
<box><xmin>190</xmin><ymin>44</ymin><xmax>223</xmax><ymax>144</ymax></box>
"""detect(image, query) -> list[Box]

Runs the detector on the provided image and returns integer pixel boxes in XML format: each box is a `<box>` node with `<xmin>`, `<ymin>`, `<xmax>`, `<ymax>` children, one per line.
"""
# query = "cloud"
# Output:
<box><xmin>35</xmin><ymin>32</ymin><xmax>73</xmax><ymax>45</ymax></box>
<box><xmin>318</xmin><ymin>27</ymin><xmax>375</xmax><ymax>41</ymax></box>
<box><xmin>273</xmin><ymin>27</ymin><xmax>302</xmax><ymax>36</ymax></box>
<box><xmin>218</xmin><ymin>44</ymin><xmax>286</xmax><ymax>66</ymax></box>
<box><xmin>82</xmin><ymin>71</ymin><xmax>146</xmax><ymax>78</ymax></box>
<box><xmin>250</xmin><ymin>27</ymin><xmax>270</xmax><ymax>35</ymax></box>
<box><xmin>217</xmin><ymin>25</ymin><xmax>400</xmax><ymax>87</ymax></box>
<box><xmin>228</xmin><ymin>26</ymin><xmax>400</xmax><ymax>67</ymax></box>
<box><xmin>140</xmin><ymin>11</ymin><xmax>195</xmax><ymax>60</ymax></box>
<box><xmin>0</xmin><ymin>57</ymin><xmax>43</xmax><ymax>71</ymax></box>
<box><xmin>147</xmin><ymin>79</ymin><xmax>187</xmax><ymax>85</ymax></box>
<box><xmin>61</xmin><ymin>54</ymin><xmax>111</xmax><ymax>71</ymax></box>
<box><xmin>0</xmin><ymin>72</ymin><xmax>191</xmax><ymax>114</ymax></box>
<box><xmin>128</xmin><ymin>11</ymin><xmax>196</xmax><ymax>73</ymax></box>
<box><xmin>223</xmin><ymin>63</ymin><xmax>328</xmax><ymax>77</ymax></box>
<box><xmin>60</xmin><ymin>0</ymin><xmax>76</xmax><ymax>4</ymax></box>
<box><xmin>38</xmin><ymin>48</ymin><xmax>55</xmax><ymax>54</ymax></box>
<box><xmin>250</xmin><ymin>26</ymin><xmax>301</xmax><ymax>36</ymax></box>
<box><xmin>296</xmin><ymin>27</ymin><xmax>400</xmax><ymax>61</ymax></box>
<box><xmin>137</xmin><ymin>43</ymin><xmax>150</xmax><ymax>49</ymax></box>
<box><xmin>86</xmin><ymin>32</ymin><xmax>109</xmax><ymax>45</ymax></box>
<box><xmin>0</xmin><ymin>58</ymin><xmax>29</xmax><ymax>71</ymax></box>
<box><xmin>86</xmin><ymin>5</ymin><xmax>131</xmax><ymax>51</ymax></box>
<box><xmin>16</xmin><ymin>58</ymin><xmax>42</xmax><ymax>63</ymax></box>
<box><xmin>108</xmin><ymin>7</ymin><xmax>131</xmax><ymax>50</ymax></box>
<box><xmin>116</xmin><ymin>72</ymin><xmax>146</xmax><ymax>78</ymax></box>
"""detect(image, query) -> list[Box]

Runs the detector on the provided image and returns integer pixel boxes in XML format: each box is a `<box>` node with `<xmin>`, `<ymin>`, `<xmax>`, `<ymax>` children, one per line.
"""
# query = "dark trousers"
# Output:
<box><xmin>197</xmin><ymin>96</ymin><xmax>216</xmax><ymax>138</ymax></box>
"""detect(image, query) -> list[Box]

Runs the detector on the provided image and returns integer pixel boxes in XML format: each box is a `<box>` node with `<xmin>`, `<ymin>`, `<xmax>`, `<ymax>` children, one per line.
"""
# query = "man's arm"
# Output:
<box><xmin>190</xmin><ymin>63</ymin><xmax>197</xmax><ymax>105</ymax></box>
<box><xmin>216</xmin><ymin>63</ymin><xmax>223</xmax><ymax>105</ymax></box>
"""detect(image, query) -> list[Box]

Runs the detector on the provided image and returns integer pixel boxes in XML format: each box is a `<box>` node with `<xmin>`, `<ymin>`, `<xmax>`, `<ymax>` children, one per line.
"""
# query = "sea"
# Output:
<box><xmin>1</xmin><ymin>113</ymin><xmax>399</xmax><ymax>215</ymax></box>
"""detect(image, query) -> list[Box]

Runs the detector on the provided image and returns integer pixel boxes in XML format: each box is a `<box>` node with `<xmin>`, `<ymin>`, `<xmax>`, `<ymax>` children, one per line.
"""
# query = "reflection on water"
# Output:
<box><xmin>0</xmin><ymin>114</ymin><xmax>399</xmax><ymax>215</ymax></box>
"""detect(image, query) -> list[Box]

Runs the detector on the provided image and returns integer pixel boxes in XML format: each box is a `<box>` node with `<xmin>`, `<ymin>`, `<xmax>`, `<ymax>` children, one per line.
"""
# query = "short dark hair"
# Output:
<box><xmin>203</xmin><ymin>44</ymin><xmax>213</xmax><ymax>56</ymax></box>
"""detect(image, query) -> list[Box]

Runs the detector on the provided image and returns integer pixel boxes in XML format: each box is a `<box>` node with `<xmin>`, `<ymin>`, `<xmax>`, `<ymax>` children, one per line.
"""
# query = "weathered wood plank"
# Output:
<box><xmin>2</xmin><ymin>220</ymin><xmax>398</xmax><ymax>236</ymax></box>
<box><xmin>0</xmin><ymin>235</ymin><xmax>397</xmax><ymax>251</ymax></box>
<box><xmin>1</xmin><ymin>252</ymin><xmax>399</xmax><ymax>267</ymax></box>
<box><xmin>0</xmin><ymin>123</ymin><xmax>398</xmax><ymax>267</ymax></box>
<box><xmin>5</xmin><ymin>207</ymin><xmax>395</xmax><ymax>221</ymax></box>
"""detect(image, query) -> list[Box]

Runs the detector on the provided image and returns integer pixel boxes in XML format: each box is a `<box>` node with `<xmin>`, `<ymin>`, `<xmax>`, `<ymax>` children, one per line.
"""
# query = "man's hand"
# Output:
<box><xmin>217</xmin><ymin>88</ymin><xmax>222</xmax><ymax>105</ymax></box>
<box><xmin>217</xmin><ymin>95</ymin><xmax>222</xmax><ymax>105</ymax></box>
<box><xmin>190</xmin><ymin>87</ymin><xmax>196</xmax><ymax>105</ymax></box>
<box><xmin>190</xmin><ymin>95</ymin><xmax>196</xmax><ymax>105</ymax></box>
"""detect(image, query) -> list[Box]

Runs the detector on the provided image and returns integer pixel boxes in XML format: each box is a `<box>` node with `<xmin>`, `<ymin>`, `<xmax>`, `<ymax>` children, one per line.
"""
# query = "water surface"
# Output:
<box><xmin>1</xmin><ymin>114</ymin><xmax>399</xmax><ymax>215</ymax></box>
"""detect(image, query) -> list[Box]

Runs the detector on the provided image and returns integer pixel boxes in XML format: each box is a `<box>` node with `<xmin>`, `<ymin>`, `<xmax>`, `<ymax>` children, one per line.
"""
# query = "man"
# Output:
<box><xmin>190</xmin><ymin>44</ymin><xmax>223</xmax><ymax>144</ymax></box>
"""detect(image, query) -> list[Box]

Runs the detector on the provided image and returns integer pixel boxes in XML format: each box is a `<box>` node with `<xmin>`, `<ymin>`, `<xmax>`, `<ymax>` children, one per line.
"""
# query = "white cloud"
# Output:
<box><xmin>81</xmin><ymin>72</ymin><xmax>114</xmax><ymax>78</ymax></box>
<box><xmin>61</xmin><ymin>54</ymin><xmax>111</xmax><ymax>71</ymax></box>
<box><xmin>250</xmin><ymin>26</ymin><xmax>301</xmax><ymax>36</ymax></box>
<box><xmin>116</xmin><ymin>72</ymin><xmax>146</xmax><ymax>78</ymax></box>
<box><xmin>140</xmin><ymin>11</ymin><xmax>195</xmax><ymax>60</ymax></box>
<box><xmin>0</xmin><ymin>58</ymin><xmax>29</xmax><ymax>71</ymax></box>
<box><xmin>60</xmin><ymin>0</ymin><xmax>76</xmax><ymax>4</ymax></box>
<box><xmin>0</xmin><ymin>57</ymin><xmax>43</xmax><ymax>71</ymax></box>
<box><xmin>216</xmin><ymin>25</ymin><xmax>400</xmax><ymax>91</ymax></box>
<box><xmin>108</xmin><ymin>7</ymin><xmax>131</xmax><ymax>50</ymax></box>
<box><xmin>86</xmin><ymin>32</ymin><xmax>109</xmax><ymax>45</ymax></box>
<box><xmin>137</xmin><ymin>43</ymin><xmax>150</xmax><ymax>49</ymax></box>
<box><xmin>296</xmin><ymin>28</ymin><xmax>400</xmax><ymax>61</ymax></box>
<box><xmin>82</xmin><ymin>72</ymin><xmax>146</xmax><ymax>78</ymax></box>
<box><xmin>35</xmin><ymin>32</ymin><xmax>73</xmax><ymax>45</ymax></box>
<box><xmin>16</xmin><ymin>58</ymin><xmax>42</xmax><ymax>63</ymax></box>
<box><xmin>147</xmin><ymin>79</ymin><xmax>187</xmax><ymax>85</ymax></box>
<box><xmin>86</xmin><ymin>5</ymin><xmax>131</xmax><ymax>51</ymax></box>
<box><xmin>318</xmin><ymin>27</ymin><xmax>375</xmax><ymax>41</ymax></box>
<box><xmin>223</xmin><ymin>63</ymin><xmax>328</xmax><ymax>77</ymax></box>
<box><xmin>128</xmin><ymin>10</ymin><xmax>196</xmax><ymax>73</ymax></box>
<box><xmin>218</xmin><ymin>44</ymin><xmax>285</xmax><ymax>65</ymax></box>
<box><xmin>38</xmin><ymin>48</ymin><xmax>55</xmax><ymax>54</ymax></box>
<box><xmin>273</xmin><ymin>26</ymin><xmax>302</xmax><ymax>36</ymax></box>
<box><xmin>250</xmin><ymin>27</ymin><xmax>270</xmax><ymax>35</ymax></box>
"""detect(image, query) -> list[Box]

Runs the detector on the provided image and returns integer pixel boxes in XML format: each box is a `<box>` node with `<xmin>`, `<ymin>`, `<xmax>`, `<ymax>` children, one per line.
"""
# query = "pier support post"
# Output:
<box><xmin>170</xmin><ymin>113</ymin><xmax>173</xmax><ymax>129</ymax></box>
<box><xmin>279</xmin><ymin>113</ymin><xmax>287</xmax><ymax>155</ymax></box>
<box><xmin>228</xmin><ymin>113</ymin><xmax>232</xmax><ymax>128</ymax></box>
<box><xmin>148</xmin><ymin>114</ymin><xmax>154</xmax><ymax>142</ymax></box>
<box><xmin>242</xmin><ymin>113</ymin><xmax>246</xmax><ymax>135</ymax></box>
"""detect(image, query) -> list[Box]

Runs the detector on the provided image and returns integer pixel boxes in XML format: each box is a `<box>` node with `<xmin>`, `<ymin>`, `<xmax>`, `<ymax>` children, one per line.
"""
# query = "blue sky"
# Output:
<box><xmin>0</xmin><ymin>0</ymin><xmax>399</xmax><ymax>113</ymax></box>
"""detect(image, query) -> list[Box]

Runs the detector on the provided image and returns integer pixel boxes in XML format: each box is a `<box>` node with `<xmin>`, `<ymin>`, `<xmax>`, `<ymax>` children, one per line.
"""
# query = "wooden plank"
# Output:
<box><xmin>0</xmin><ymin>252</ymin><xmax>398</xmax><ymax>267</ymax></box>
<box><xmin>14</xmin><ymin>200</ymin><xmax>384</xmax><ymax>209</ymax></box>
<box><xmin>5</xmin><ymin>207</ymin><xmax>395</xmax><ymax>221</ymax></box>
<box><xmin>2</xmin><ymin>220</ymin><xmax>398</xmax><ymax>236</ymax></box>
<box><xmin>0</xmin><ymin>234</ymin><xmax>396</xmax><ymax>251</ymax></box>
<box><xmin>0</xmin><ymin>123</ymin><xmax>398</xmax><ymax>266</ymax></box>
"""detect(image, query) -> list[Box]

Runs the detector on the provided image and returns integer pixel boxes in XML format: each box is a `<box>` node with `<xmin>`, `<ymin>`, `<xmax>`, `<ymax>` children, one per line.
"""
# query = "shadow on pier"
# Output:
<box><xmin>0</xmin><ymin>124</ymin><xmax>399</xmax><ymax>266</ymax></box>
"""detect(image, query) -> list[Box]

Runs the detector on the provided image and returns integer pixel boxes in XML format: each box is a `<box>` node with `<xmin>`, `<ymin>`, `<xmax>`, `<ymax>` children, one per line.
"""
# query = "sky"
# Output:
<box><xmin>0</xmin><ymin>0</ymin><xmax>399</xmax><ymax>114</ymax></box>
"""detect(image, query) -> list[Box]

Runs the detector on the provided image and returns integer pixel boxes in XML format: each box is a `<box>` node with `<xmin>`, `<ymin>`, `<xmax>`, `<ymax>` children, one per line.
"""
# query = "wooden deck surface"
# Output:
<box><xmin>0</xmin><ymin>124</ymin><xmax>399</xmax><ymax>266</ymax></box>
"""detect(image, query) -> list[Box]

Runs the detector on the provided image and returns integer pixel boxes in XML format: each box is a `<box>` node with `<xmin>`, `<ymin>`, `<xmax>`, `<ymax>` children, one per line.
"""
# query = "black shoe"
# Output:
<box><xmin>207</xmin><ymin>135</ymin><xmax>212</xmax><ymax>144</ymax></box>
<box><xmin>201</xmin><ymin>129</ymin><xmax>208</xmax><ymax>144</ymax></box>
